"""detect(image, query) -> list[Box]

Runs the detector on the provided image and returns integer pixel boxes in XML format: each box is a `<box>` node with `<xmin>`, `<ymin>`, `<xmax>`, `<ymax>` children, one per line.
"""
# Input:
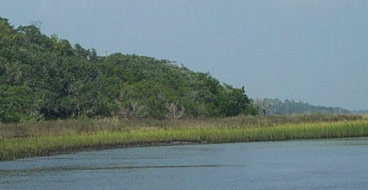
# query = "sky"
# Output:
<box><xmin>1</xmin><ymin>0</ymin><xmax>367</xmax><ymax>110</ymax></box>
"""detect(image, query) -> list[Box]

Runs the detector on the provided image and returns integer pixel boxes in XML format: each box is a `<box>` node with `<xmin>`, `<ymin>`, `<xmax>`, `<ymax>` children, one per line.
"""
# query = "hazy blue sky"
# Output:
<box><xmin>1</xmin><ymin>0</ymin><xmax>367</xmax><ymax>110</ymax></box>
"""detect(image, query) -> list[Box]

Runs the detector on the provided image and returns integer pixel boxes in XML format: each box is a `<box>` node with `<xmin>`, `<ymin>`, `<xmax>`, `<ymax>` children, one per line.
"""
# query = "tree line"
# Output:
<box><xmin>254</xmin><ymin>98</ymin><xmax>350</xmax><ymax>115</ymax></box>
<box><xmin>0</xmin><ymin>17</ymin><xmax>257</xmax><ymax>122</ymax></box>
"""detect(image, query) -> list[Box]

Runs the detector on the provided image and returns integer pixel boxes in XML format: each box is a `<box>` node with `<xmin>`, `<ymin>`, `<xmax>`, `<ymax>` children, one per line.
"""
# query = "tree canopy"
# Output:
<box><xmin>254</xmin><ymin>98</ymin><xmax>350</xmax><ymax>115</ymax></box>
<box><xmin>0</xmin><ymin>17</ymin><xmax>257</xmax><ymax>122</ymax></box>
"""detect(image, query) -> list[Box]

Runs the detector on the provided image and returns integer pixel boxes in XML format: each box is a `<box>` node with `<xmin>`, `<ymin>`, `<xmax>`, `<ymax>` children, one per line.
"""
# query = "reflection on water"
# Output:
<box><xmin>0</xmin><ymin>164</ymin><xmax>244</xmax><ymax>176</ymax></box>
<box><xmin>1</xmin><ymin>137</ymin><xmax>368</xmax><ymax>190</ymax></box>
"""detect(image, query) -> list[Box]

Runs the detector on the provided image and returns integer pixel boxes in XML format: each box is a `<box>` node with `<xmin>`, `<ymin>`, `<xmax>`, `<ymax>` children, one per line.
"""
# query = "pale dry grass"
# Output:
<box><xmin>1</xmin><ymin>119</ymin><xmax>368</xmax><ymax>161</ymax></box>
<box><xmin>0</xmin><ymin>114</ymin><xmax>362</xmax><ymax>140</ymax></box>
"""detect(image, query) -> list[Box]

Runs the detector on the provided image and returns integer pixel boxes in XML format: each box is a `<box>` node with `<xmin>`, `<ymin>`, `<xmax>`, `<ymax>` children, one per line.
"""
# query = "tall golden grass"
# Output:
<box><xmin>0</xmin><ymin>114</ymin><xmax>361</xmax><ymax>139</ymax></box>
<box><xmin>0</xmin><ymin>114</ymin><xmax>367</xmax><ymax>161</ymax></box>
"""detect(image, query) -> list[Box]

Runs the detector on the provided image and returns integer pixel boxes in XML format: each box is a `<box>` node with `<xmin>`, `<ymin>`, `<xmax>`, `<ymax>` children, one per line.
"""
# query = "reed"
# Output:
<box><xmin>0</xmin><ymin>114</ymin><xmax>362</xmax><ymax>139</ymax></box>
<box><xmin>1</xmin><ymin>118</ymin><xmax>368</xmax><ymax>161</ymax></box>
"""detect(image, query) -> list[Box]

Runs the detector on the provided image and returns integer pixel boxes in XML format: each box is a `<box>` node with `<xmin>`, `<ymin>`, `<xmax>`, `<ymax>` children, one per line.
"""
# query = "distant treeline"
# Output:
<box><xmin>254</xmin><ymin>98</ymin><xmax>350</xmax><ymax>115</ymax></box>
<box><xmin>0</xmin><ymin>17</ymin><xmax>257</xmax><ymax>122</ymax></box>
<box><xmin>352</xmin><ymin>110</ymin><xmax>368</xmax><ymax>114</ymax></box>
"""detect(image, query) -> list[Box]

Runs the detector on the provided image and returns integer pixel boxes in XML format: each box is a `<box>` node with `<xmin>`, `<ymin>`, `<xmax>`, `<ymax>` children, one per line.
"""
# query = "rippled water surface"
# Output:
<box><xmin>1</xmin><ymin>138</ymin><xmax>368</xmax><ymax>190</ymax></box>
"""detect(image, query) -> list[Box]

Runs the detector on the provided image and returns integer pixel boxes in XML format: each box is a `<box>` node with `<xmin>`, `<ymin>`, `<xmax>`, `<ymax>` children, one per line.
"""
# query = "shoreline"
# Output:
<box><xmin>46</xmin><ymin>140</ymin><xmax>203</xmax><ymax>157</ymax></box>
<box><xmin>44</xmin><ymin>136</ymin><xmax>368</xmax><ymax>159</ymax></box>
<box><xmin>4</xmin><ymin>135</ymin><xmax>368</xmax><ymax>162</ymax></box>
<box><xmin>1</xmin><ymin>118</ymin><xmax>368</xmax><ymax>161</ymax></box>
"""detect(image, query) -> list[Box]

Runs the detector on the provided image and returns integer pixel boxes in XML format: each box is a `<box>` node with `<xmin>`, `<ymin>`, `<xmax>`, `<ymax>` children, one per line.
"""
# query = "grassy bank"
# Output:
<box><xmin>0</xmin><ymin>114</ymin><xmax>362</xmax><ymax>139</ymax></box>
<box><xmin>1</xmin><ymin>114</ymin><xmax>367</xmax><ymax>161</ymax></box>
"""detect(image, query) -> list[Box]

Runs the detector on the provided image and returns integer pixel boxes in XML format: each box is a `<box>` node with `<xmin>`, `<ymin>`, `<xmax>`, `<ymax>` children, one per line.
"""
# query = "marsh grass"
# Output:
<box><xmin>0</xmin><ymin>114</ymin><xmax>367</xmax><ymax>161</ymax></box>
<box><xmin>0</xmin><ymin>114</ymin><xmax>362</xmax><ymax>139</ymax></box>
<box><xmin>361</xmin><ymin>114</ymin><xmax>368</xmax><ymax>120</ymax></box>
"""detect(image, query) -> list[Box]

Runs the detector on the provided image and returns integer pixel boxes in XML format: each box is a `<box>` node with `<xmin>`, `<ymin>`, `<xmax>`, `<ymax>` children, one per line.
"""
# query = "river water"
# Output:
<box><xmin>1</xmin><ymin>138</ymin><xmax>368</xmax><ymax>190</ymax></box>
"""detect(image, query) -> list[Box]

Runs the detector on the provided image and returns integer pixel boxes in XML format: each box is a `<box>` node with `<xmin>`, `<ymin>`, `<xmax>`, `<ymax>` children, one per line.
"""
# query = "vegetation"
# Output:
<box><xmin>352</xmin><ymin>110</ymin><xmax>368</xmax><ymax>114</ymax></box>
<box><xmin>1</xmin><ymin>114</ymin><xmax>367</xmax><ymax>161</ymax></box>
<box><xmin>0</xmin><ymin>114</ymin><xmax>362</xmax><ymax>140</ymax></box>
<box><xmin>254</xmin><ymin>98</ymin><xmax>350</xmax><ymax>115</ymax></box>
<box><xmin>1</xmin><ymin>17</ymin><xmax>366</xmax><ymax>161</ymax></box>
<box><xmin>0</xmin><ymin>17</ymin><xmax>257</xmax><ymax>122</ymax></box>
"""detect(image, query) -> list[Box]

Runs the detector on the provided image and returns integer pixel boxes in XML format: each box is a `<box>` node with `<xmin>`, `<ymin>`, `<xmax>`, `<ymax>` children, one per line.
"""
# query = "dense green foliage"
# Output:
<box><xmin>255</xmin><ymin>98</ymin><xmax>350</xmax><ymax>115</ymax></box>
<box><xmin>0</xmin><ymin>18</ymin><xmax>257</xmax><ymax>122</ymax></box>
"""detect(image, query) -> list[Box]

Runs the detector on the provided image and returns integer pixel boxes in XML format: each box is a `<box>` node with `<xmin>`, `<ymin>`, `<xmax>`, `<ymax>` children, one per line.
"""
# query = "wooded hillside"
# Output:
<box><xmin>0</xmin><ymin>18</ymin><xmax>257</xmax><ymax>122</ymax></box>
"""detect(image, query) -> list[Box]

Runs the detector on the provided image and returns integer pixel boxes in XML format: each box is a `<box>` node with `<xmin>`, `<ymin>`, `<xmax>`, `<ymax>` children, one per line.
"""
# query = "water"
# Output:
<box><xmin>1</xmin><ymin>138</ymin><xmax>368</xmax><ymax>190</ymax></box>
